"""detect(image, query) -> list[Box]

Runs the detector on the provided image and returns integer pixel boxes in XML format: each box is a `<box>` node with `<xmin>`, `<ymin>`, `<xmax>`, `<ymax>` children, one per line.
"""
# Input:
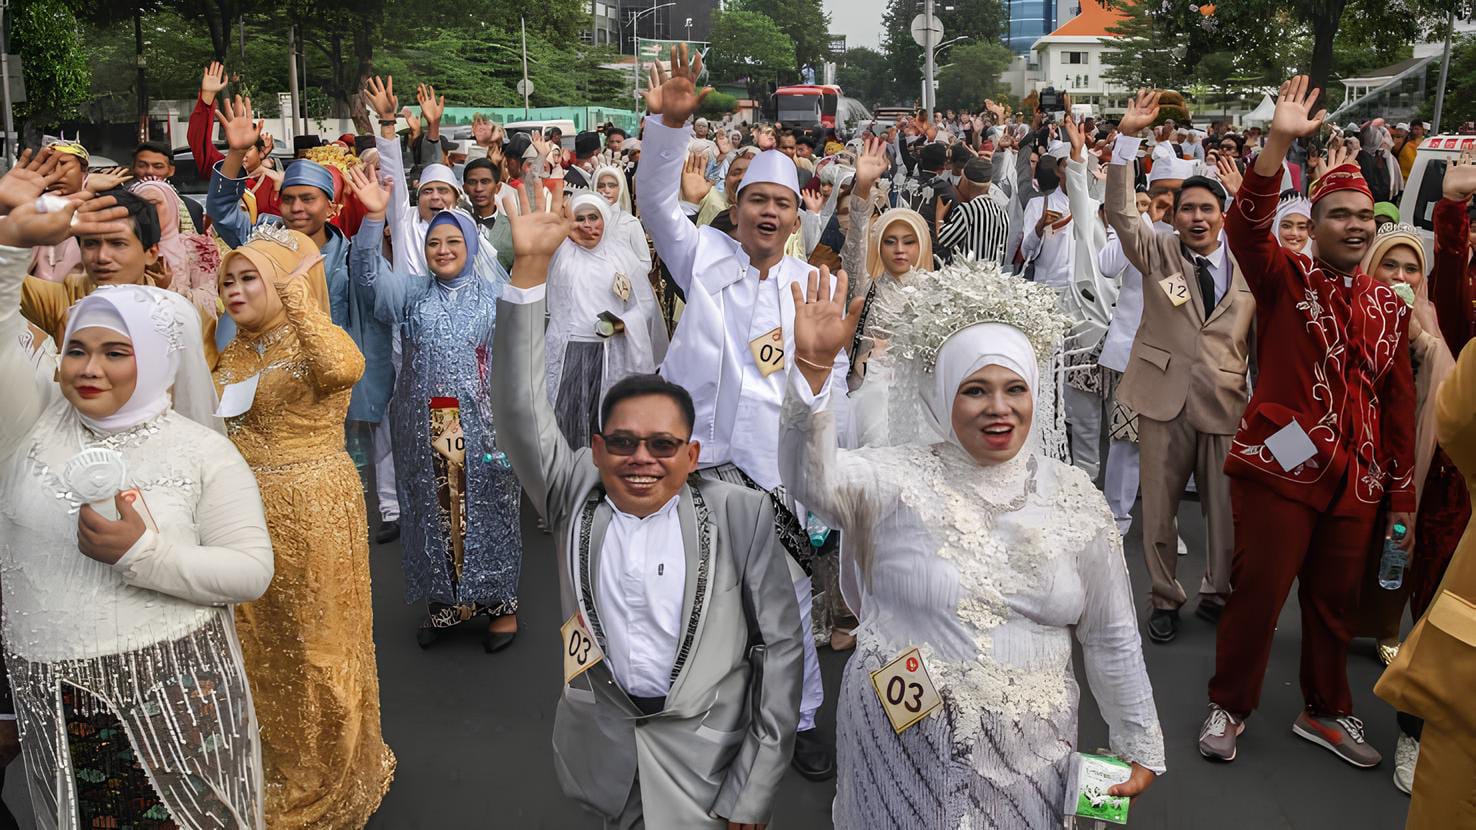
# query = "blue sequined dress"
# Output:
<box><xmin>352</xmin><ymin>218</ymin><xmax>523</xmax><ymax>627</ymax></box>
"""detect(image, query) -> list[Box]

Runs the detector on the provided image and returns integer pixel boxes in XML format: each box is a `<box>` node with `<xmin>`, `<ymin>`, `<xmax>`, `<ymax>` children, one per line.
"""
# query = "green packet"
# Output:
<box><xmin>1067</xmin><ymin>752</ymin><xmax>1132</xmax><ymax>825</ymax></box>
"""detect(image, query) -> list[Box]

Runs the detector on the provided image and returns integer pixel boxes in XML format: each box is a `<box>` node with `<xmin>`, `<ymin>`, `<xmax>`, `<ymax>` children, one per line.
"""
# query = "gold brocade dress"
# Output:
<box><xmin>214</xmin><ymin>280</ymin><xmax>395</xmax><ymax>829</ymax></box>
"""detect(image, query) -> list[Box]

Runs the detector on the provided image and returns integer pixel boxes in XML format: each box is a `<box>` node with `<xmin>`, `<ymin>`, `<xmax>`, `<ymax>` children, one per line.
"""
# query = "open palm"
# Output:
<box><xmin>644</xmin><ymin>43</ymin><xmax>711</xmax><ymax>127</ymax></box>
<box><xmin>1271</xmin><ymin>75</ymin><xmax>1326</xmax><ymax>139</ymax></box>
<box><xmin>215</xmin><ymin>96</ymin><xmax>262</xmax><ymax>151</ymax></box>
<box><xmin>1444</xmin><ymin>150</ymin><xmax>1476</xmax><ymax>201</ymax></box>
<box><xmin>346</xmin><ymin>165</ymin><xmax>390</xmax><ymax>216</ymax></box>
<box><xmin>1118</xmin><ymin>89</ymin><xmax>1160</xmax><ymax>137</ymax></box>
<box><xmin>792</xmin><ymin>266</ymin><xmax>864</xmax><ymax>366</ymax></box>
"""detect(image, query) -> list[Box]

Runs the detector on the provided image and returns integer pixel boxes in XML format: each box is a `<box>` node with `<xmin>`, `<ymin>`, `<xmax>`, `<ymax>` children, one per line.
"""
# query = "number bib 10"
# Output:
<box><xmin>869</xmin><ymin>646</ymin><xmax>943</xmax><ymax>733</ymax></box>
<box><xmin>560</xmin><ymin>612</ymin><xmax>606</xmax><ymax>685</ymax></box>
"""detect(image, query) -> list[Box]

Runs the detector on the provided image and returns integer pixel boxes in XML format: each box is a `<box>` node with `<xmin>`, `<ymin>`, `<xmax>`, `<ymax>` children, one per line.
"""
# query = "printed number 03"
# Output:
<box><xmin>886</xmin><ymin>675</ymin><xmax>924</xmax><ymax>713</ymax></box>
<box><xmin>568</xmin><ymin>628</ymin><xmax>593</xmax><ymax>665</ymax></box>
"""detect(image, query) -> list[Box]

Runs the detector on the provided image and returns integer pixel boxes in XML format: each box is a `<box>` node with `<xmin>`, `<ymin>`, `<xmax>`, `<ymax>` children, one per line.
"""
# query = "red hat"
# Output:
<box><xmin>1309</xmin><ymin>162</ymin><xmax>1373</xmax><ymax>206</ymax></box>
<box><xmin>336</xmin><ymin>132</ymin><xmax>356</xmax><ymax>149</ymax></box>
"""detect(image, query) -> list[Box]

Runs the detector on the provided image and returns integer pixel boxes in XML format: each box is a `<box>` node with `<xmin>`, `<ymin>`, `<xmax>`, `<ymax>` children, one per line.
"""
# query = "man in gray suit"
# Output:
<box><xmin>491</xmin><ymin>192</ymin><xmax>804</xmax><ymax>830</ymax></box>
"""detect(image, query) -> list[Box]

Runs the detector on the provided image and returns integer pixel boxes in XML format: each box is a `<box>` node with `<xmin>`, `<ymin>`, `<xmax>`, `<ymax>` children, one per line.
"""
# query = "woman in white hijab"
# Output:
<box><xmin>778</xmin><ymin>261</ymin><xmax>1164</xmax><ymax>829</ymax></box>
<box><xmin>592</xmin><ymin>164</ymin><xmax>653</xmax><ymax>277</ymax></box>
<box><xmin>1275</xmin><ymin>190</ymin><xmax>1313</xmax><ymax>255</ymax></box>
<box><xmin>0</xmin><ymin>194</ymin><xmax>272</xmax><ymax>829</ymax></box>
<box><xmin>545</xmin><ymin>191</ymin><xmax>668</xmax><ymax>448</ymax></box>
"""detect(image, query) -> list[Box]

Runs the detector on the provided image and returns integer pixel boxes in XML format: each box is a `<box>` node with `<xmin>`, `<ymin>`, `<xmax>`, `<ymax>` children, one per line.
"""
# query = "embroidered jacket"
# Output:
<box><xmin>1223</xmin><ymin>166</ymin><xmax>1417</xmax><ymax>516</ymax></box>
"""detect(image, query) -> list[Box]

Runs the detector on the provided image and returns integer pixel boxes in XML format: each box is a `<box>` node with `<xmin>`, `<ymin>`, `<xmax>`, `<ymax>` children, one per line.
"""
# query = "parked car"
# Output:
<box><xmin>1398</xmin><ymin>133</ymin><xmax>1476</xmax><ymax>262</ymax></box>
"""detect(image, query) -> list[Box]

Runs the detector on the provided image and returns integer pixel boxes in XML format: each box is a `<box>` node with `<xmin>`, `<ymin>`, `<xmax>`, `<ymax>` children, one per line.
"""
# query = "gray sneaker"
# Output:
<box><xmin>1292</xmin><ymin>712</ymin><xmax>1382</xmax><ymax>768</ymax></box>
<box><xmin>1198</xmin><ymin>703</ymin><xmax>1244</xmax><ymax>762</ymax></box>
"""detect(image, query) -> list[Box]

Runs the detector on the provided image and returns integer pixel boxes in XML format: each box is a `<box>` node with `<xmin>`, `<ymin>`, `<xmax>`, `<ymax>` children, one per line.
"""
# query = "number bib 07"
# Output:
<box><xmin>560</xmin><ymin>612</ymin><xmax>606</xmax><ymax>684</ymax></box>
<box><xmin>748</xmin><ymin>326</ymin><xmax>786</xmax><ymax>377</ymax></box>
<box><xmin>869</xmin><ymin>646</ymin><xmax>943</xmax><ymax>733</ymax></box>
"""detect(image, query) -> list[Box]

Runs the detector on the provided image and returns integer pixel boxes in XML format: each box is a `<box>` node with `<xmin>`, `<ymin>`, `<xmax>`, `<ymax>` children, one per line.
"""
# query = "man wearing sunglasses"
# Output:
<box><xmin>492</xmin><ymin>185</ymin><xmax>804</xmax><ymax>830</ymax></box>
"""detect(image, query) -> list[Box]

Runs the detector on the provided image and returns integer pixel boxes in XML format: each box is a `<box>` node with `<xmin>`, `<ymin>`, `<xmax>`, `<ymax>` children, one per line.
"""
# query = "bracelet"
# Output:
<box><xmin>795</xmin><ymin>355</ymin><xmax>832</xmax><ymax>372</ymax></box>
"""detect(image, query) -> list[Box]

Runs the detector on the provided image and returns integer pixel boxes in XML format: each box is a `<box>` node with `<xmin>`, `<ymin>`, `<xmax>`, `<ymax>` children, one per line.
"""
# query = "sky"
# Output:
<box><xmin>824</xmin><ymin>0</ymin><xmax>891</xmax><ymax>52</ymax></box>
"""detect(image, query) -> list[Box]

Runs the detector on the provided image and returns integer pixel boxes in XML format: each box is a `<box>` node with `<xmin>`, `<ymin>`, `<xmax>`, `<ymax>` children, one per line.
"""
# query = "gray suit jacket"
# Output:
<box><xmin>1105</xmin><ymin>161</ymin><xmax>1255</xmax><ymax>435</ymax></box>
<box><xmin>491</xmin><ymin>295</ymin><xmax>804</xmax><ymax>828</ymax></box>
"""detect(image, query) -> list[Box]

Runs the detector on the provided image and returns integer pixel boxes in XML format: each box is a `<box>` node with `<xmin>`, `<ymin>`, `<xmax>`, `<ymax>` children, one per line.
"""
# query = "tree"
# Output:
<box><xmin>707</xmin><ymin>9</ymin><xmax>795</xmax><ymax>85</ymax></box>
<box><xmin>935</xmin><ymin>41</ymin><xmax>1012</xmax><ymax>112</ymax></box>
<box><xmin>1428</xmin><ymin>33</ymin><xmax>1476</xmax><ymax>127</ymax></box>
<box><xmin>729</xmin><ymin>0</ymin><xmax>828</xmax><ymax>74</ymax></box>
<box><xmin>883</xmin><ymin>0</ymin><xmax>1007</xmax><ymax>109</ymax></box>
<box><xmin>12</xmin><ymin>0</ymin><xmax>92</xmax><ymax>127</ymax></box>
<box><xmin>836</xmin><ymin>47</ymin><xmax>892</xmax><ymax>107</ymax></box>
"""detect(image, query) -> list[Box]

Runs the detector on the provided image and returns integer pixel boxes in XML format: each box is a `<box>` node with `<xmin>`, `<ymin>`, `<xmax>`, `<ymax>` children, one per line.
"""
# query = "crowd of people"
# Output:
<box><xmin>0</xmin><ymin>43</ymin><xmax>1472</xmax><ymax>829</ymax></box>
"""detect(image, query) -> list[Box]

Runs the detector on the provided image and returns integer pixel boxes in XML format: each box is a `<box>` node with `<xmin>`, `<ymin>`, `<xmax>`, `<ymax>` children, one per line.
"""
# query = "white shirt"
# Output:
<box><xmin>597</xmin><ymin>495</ymin><xmax>687</xmax><ymax>698</ymax></box>
<box><xmin>1020</xmin><ymin>188</ymin><xmax>1074</xmax><ymax>288</ymax></box>
<box><xmin>635</xmin><ymin>115</ymin><xmax>851</xmax><ymax>490</ymax></box>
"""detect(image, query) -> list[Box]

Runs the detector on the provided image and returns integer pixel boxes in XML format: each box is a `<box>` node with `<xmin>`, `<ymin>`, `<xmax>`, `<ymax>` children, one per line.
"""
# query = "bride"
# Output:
<box><xmin>778</xmin><ymin>261</ymin><xmax>1165</xmax><ymax>827</ymax></box>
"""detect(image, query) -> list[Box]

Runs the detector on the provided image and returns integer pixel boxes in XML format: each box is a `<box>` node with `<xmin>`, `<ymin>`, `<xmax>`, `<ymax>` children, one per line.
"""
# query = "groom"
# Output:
<box><xmin>491</xmin><ymin>186</ymin><xmax>804</xmax><ymax>830</ymax></box>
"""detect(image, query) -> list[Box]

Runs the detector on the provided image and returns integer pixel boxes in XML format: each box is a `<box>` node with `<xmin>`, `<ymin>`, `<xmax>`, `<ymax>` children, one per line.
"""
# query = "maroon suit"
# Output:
<box><xmin>1209</xmin><ymin>165</ymin><xmax>1417</xmax><ymax>718</ymax></box>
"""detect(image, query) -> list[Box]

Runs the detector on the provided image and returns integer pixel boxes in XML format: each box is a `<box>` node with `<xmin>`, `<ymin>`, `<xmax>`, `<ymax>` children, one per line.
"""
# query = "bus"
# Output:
<box><xmin>770</xmin><ymin>84</ymin><xmax>842</xmax><ymax>130</ymax></box>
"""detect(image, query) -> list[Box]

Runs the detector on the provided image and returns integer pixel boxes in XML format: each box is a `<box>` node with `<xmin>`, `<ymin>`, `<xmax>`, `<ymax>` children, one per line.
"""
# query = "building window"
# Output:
<box><xmin>1065</xmin><ymin>51</ymin><xmax>1087</xmax><ymax>64</ymax></box>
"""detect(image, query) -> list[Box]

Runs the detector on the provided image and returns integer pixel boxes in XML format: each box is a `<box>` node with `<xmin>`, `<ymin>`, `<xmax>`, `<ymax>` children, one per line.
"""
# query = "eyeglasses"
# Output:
<box><xmin>600</xmin><ymin>434</ymin><xmax>688</xmax><ymax>458</ymax></box>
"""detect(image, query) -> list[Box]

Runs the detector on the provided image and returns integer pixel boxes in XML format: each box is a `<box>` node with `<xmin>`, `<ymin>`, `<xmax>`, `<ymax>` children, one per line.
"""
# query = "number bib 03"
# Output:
<box><xmin>869</xmin><ymin>646</ymin><xmax>943</xmax><ymax>733</ymax></box>
<box><xmin>561</xmin><ymin>612</ymin><xmax>606</xmax><ymax>684</ymax></box>
<box><xmin>748</xmin><ymin>326</ymin><xmax>786</xmax><ymax>377</ymax></box>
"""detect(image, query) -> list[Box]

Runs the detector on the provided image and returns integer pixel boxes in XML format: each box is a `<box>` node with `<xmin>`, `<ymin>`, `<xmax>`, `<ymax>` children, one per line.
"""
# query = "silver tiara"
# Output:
<box><xmin>246</xmin><ymin>223</ymin><xmax>299</xmax><ymax>251</ymax></box>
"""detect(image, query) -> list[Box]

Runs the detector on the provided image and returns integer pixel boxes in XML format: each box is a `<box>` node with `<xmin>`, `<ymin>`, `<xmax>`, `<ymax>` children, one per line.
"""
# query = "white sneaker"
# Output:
<box><xmin>1177</xmin><ymin>535</ymin><xmax>1189</xmax><ymax>556</ymax></box>
<box><xmin>1393</xmin><ymin>734</ymin><xmax>1419</xmax><ymax>795</ymax></box>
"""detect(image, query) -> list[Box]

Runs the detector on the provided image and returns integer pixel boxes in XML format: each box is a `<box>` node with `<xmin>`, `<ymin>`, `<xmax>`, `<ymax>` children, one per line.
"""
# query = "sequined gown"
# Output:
<box><xmin>0</xmin><ymin>246</ymin><xmax>272</xmax><ymax>829</ymax></box>
<box><xmin>214</xmin><ymin>279</ymin><xmax>395</xmax><ymax>828</ymax></box>
<box><xmin>352</xmin><ymin>222</ymin><xmax>524</xmax><ymax>626</ymax></box>
<box><xmin>779</xmin><ymin>376</ymin><xmax>1166</xmax><ymax>829</ymax></box>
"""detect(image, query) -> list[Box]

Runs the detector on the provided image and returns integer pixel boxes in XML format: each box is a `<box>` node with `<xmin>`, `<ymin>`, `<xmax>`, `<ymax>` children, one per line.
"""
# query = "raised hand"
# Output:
<box><xmin>0</xmin><ymin>193</ymin><xmax>127</xmax><ymax>248</ymax></box>
<box><xmin>1062</xmin><ymin>111</ymin><xmax>1085</xmax><ymax>161</ymax></box>
<box><xmin>364</xmin><ymin>75</ymin><xmax>398</xmax><ymax>121</ymax></box>
<box><xmin>680</xmin><ymin>152</ymin><xmax>712</xmax><ymax>202</ymax></box>
<box><xmin>507</xmin><ymin>178</ymin><xmax>573</xmax><ymax>287</ymax></box>
<box><xmin>645</xmin><ymin>43</ymin><xmax>712</xmax><ymax>129</ymax></box>
<box><xmin>1323</xmin><ymin>138</ymin><xmax>1355</xmax><ymax>173</ymax></box>
<box><xmin>1444</xmin><ymin>149</ymin><xmax>1476</xmax><ymax>201</ymax></box>
<box><xmin>400</xmin><ymin>106</ymin><xmax>421</xmax><ymax>139</ymax></box>
<box><xmin>201</xmin><ymin>61</ymin><xmax>228</xmax><ymax>104</ymax></box>
<box><xmin>84</xmin><ymin>166</ymin><xmax>134</xmax><ymax>192</ymax></box>
<box><xmin>215</xmin><ymin>95</ymin><xmax>263</xmax><ymax>151</ymax></box>
<box><xmin>1269</xmin><ymin>75</ymin><xmax>1326</xmax><ymax>140</ymax></box>
<box><xmin>417</xmin><ymin>83</ymin><xmax>445</xmax><ymax>125</ymax></box>
<box><xmin>853</xmin><ymin>135</ymin><xmax>890</xmax><ymax>197</ymax></box>
<box><xmin>715</xmin><ymin>129</ymin><xmax>732</xmax><ymax>155</ymax></box>
<box><xmin>277</xmin><ymin>252</ymin><xmax>325</xmax><ymax>294</ymax></box>
<box><xmin>801</xmin><ymin>189</ymin><xmax>825</xmax><ymax>214</ymax></box>
<box><xmin>0</xmin><ymin>147</ymin><xmax>63</xmax><ymax>213</ymax></box>
<box><xmin>1117</xmin><ymin>89</ymin><xmax>1161</xmax><ymax>137</ymax></box>
<box><xmin>1215</xmin><ymin>155</ymin><xmax>1242</xmax><ymax>197</ymax></box>
<box><xmin>260</xmin><ymin>131</ymin><xmax>275</xmax><ymax>159</ymax></box>
<box><xmin>346</xmin><ymin>164</ymin><xmax>390</xmax><ymax>219</ymax></box>
<box><xmin>791</xmin><ymin>265</ymin><xmax>864</xmax><ymax>391</ymax></box>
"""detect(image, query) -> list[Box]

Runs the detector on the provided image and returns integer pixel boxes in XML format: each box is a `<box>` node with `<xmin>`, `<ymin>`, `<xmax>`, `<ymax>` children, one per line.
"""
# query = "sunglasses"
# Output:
<box><xmin>600</xmin><ymin>434</ymin><xmax>688</xmax><ymax>458</ymax></box>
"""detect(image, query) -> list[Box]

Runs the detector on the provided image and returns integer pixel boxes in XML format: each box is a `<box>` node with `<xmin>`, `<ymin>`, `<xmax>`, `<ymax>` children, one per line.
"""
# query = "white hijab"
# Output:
<box><xmin>62</xmin><ymin>285</ymin><xmax>222</xmax><ymax>435</ymax></box>
<box><xmin>593</xmin><ymin>165</ymin><xmax>633</xmax><ymax>215</ymax></box>
<box><xmin>923</xmin><ymin>322</ymin><xmax>1038</xmax><ymax>453</ymax></box>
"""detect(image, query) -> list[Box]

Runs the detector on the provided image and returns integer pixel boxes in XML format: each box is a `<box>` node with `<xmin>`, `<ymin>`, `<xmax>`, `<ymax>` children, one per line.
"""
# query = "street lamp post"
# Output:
<box><xmin>628</xmin><ymin>2</ymin><xmax>676</xmax><ymax>103</ymax></box>
<box><xmin>921</xmin><ymin>36</ymin><xmax>968</xmax><ymax>112</ymax></box>
<box><xmin>520</xmin><ymin>16</ymin><xmax>530</xmax><ymax>117</ymax></box>
<box><xmin>0</xmin><ymin>0</ymin><xmax>13</xmax><ymax>169</ymax></box>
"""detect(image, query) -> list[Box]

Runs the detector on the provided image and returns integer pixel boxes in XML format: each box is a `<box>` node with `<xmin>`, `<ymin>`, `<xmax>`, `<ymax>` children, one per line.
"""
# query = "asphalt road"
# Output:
<box><xmin>3</xmin><ymin>495</ymin><xmax>1415</xmax><ymax>828</ymax></box>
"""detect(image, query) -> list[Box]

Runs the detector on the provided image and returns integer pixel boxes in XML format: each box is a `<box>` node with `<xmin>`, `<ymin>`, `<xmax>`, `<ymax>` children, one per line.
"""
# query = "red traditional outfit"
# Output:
<box><xmin>189</xmin><ymin>95</ymin><xmax>280</xmax><ymax>220</ymax></box>
<box><xmin>1211</xmin><ymin>162</ymin><xmax>1417</xmax><ymax>718</ymax></box>
<box><xmin>1410</xmin><ymin>198</ymin><xmax>1476</xmax><ymax>620</ymax></box>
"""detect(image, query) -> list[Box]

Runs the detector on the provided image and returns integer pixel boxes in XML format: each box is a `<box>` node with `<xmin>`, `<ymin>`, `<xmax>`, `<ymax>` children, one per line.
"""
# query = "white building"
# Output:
<box><xmin>1004</xmin><ymin>0</ymin><xmax>1131</xmax><ymax>117</ymax></box>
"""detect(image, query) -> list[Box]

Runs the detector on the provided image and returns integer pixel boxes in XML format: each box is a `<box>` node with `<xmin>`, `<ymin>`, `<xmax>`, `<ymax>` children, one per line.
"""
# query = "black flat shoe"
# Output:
<box><xmin>416</xmin><ymin>626</ymin><xmax>440</xmax><ymax>649</ymax></box>
<box><xmin>376</xmin><ymin>520</ymin><xmax>400</xmax><ymax>544</ymax></box>
<box><xmin>791</xmin><ymin>728</ymin><xmax>836</xmax><ymax>781</ymax></box>
<box><xmin>1195</xmin><ymin>599</ymin><xmax>1225</xmax><ymax>626</ymax></box>
<box><xmin>1147</xmin><ymin>609</ymin><xmax>1179</xmax><ymax>643</ymax></box>
<box><xmin>483</xmin><ymin>629</ymin><xmax>517</xmax><ymax>653</ymax></box>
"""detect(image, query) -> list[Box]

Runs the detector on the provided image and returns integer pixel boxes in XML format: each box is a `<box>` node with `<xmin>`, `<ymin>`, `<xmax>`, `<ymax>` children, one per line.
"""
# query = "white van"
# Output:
<box><xmin>1399</xmin><ymin>133</ymin><xmax>1476</xmax><ymax>259</ymax></box>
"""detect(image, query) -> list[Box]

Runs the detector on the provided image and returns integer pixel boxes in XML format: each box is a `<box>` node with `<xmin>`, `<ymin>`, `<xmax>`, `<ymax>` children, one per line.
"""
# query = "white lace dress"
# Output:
<box><xmin>778</xmin><ymin>373</ymin><xmax>1165</xmax><ymax>829</ymax></box>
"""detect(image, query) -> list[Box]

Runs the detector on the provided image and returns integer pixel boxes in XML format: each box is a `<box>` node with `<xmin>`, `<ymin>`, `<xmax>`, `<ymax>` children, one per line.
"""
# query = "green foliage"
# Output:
<box><xmin>707</xmin><ymin>9</ymin><xmax>795</xmax><ymax>83</ymax></box>
<box><xmin>836</xmin><ymin>47</ymin><xmax>892</xmax><ymax>107</ymax></box>
<box><xmin>699</xmin><ymin>91</ymin><xmax>739</xmax><ymax>118</ymax></box>
<box><xmin>935</xmin><ymin>41</ymin><xmax>1012</xmax><ymax>112</ymax></box>
<box><xmin>1432</xmin><ymin>34</ymin><xmax>1476</xmax><ymax>127</ymax></box>
<box><xmin>882</xmin><ymin>0</ymin><xmax>1007</xmax><ymax>108</ymax></box>
<box><xmin>12</xmin><ymin>0</ymin><xmax>93</xmax><ymax>123</ymax></box>
<box><xmin>728</xmin><ymin>0</ymin><xmax>828</xmax><ymax>72</ymax></box>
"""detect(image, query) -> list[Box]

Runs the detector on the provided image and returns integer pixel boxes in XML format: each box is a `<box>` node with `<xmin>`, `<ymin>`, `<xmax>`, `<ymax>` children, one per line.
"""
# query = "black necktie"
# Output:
<box><xmin>1195</xmin><ymin>256</ymin><xmax>1216</xmax><ymax>317</ymax></box>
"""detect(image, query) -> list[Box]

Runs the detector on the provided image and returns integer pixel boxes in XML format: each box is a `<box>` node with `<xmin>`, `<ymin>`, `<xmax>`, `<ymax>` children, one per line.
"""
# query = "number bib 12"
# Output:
<box><xmin>869</xmin><ymin>646</ymin><xmax>943</xmax><ymax>733</ymax></box>
<box><xmin>560</xmin><ymin>612</ymin><xmax>606</xmax><ymax>684</ymax></box>
<box><xmin>748</xmin><ymin>326</ymin><xmax>786</xmax><ymax>377</ymax></box>
<box><xmin>1158</xmin><ymin>273</ymin><xmax>1190</xmax><ymax>307</ymax></box>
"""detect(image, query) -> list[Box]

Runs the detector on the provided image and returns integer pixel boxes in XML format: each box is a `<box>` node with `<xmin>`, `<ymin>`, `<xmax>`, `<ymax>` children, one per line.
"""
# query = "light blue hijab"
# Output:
<box><xmin>426</xmin><ymin>209</ymin><xmax>480</xmax><ymax>288</ymax></box>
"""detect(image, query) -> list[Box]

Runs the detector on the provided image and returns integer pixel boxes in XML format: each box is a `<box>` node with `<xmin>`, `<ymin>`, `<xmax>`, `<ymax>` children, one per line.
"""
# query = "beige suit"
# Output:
<box><xmin>1106</xmin><ymin>161</ymin><xmax>1255</xmax><ymax>612</ymax></box>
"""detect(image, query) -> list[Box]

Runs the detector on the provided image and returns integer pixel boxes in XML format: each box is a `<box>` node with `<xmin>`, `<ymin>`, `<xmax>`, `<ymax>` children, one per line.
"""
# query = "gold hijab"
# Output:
<box><xmin>866</xmin><ymin>208</ymin><xmax>934</xmax><ymax>279</ymax></box>
<box><xmin>216</xmin><ymin>226</ymin><xmax>331</xmax><ymax>336</ymax></box>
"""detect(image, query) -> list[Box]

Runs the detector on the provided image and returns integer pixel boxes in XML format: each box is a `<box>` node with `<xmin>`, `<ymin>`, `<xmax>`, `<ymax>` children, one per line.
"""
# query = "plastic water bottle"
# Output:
<box><xmin>805</xmin><ymin>511</ymin><xmax>832</xmax><ymax>548</ymax></box>
<box><xmin>1378</xmin><ymin>522</ymin><xmax>1409</xmax><ymax>590</ymax></box>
